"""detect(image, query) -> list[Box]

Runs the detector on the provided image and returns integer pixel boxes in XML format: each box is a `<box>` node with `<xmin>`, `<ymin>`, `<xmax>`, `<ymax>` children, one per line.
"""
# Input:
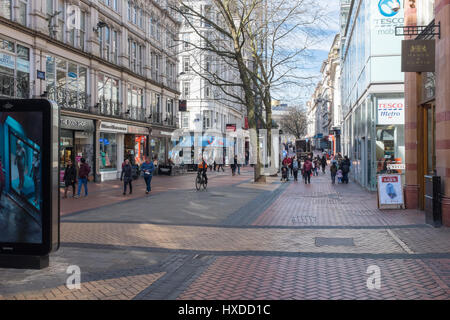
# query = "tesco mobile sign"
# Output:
<box><xmin>377</xmin><ymin>98</ymin><xmax>404</xmax><ymax>125</ymax></box>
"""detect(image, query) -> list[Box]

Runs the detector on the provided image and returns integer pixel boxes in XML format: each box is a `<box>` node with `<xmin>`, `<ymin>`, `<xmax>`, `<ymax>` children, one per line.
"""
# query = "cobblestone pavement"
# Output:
<box><xmin>1</xmin><ymin>169</ymin><xmax>450</xmax><ymax>300</ymax></box>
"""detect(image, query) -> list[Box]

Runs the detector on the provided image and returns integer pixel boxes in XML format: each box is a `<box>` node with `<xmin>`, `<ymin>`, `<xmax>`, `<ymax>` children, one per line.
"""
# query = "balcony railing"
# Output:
<box><xmin>98</xmin><ymin>98</ymin><xmax>121</xmax><ymax>117</ymax></box>
<box><xmin>127</xmin><ymin>107</ymin><xmax>147</xmax><ymax>122</ymax></box>
<box><xmin>48</xmin><ymin>88</ymin><xmax>89</xmax><ymax>111</ymax></box>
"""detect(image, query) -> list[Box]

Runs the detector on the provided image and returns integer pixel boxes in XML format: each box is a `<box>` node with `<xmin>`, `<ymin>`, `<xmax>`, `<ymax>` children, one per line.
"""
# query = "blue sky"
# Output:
<box><xmin>271</xmin><ymin>1</ymin><xmax>340</xmax><ymax>107</ymax></box>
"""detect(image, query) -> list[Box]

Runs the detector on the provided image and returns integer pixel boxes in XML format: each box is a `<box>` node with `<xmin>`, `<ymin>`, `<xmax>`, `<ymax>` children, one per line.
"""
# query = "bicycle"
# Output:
<box><xmin>195</xmin><ymin>170</ymin><xmax>207</xmax><ymax>190</ymax></box>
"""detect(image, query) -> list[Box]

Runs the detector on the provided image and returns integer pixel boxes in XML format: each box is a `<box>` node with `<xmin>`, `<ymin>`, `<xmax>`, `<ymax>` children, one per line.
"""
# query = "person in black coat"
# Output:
<box><xmin>63</xmin><ymin>159</ymin><xmax>77</xmax><ymax>198</ymax></box>
<box><xmin>321</xmin><ymin>155</ymin><xmax>327</xmax><ymax>174</ymax></box>
<box><xmin>121</xmin><ymin>159</ymin><xmax>133</xmax><ymax>195</ymax></box>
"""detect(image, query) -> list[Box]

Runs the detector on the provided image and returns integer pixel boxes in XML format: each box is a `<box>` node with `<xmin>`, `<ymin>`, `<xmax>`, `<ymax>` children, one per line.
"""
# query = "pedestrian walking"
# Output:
<box><xmin>76</xmin><ymin>158</ymin><xmax>90</xmax><ymax>198</ymax></box>
<box><xmin>63</xmin><ymin>159</ymin><xmax>77</xmax><ymax>198</ymax></box>
<box><xmin>232</xmin><ymin>155</ymin><xmax>238</xmax><ymax>176</ymax></box>
<box><xmin>312</xmin><ymin>158</ymin><xmax>319</xmax><ymax>176</ymax></box>
<box><xmin>321</xmin><ymin>155</ymin><xmax>327</xmax><ymax>174</ymax></box>
<box><xmin>342</xmin><ymin>156</ymin><xmax>351</xmax><ymax>184</ymax></box>
<box><xmin>292</xmin><ymin>156</ymin><xmax>300</xmax><ymax>181</ymax></box>
<box><xmin>121</xmin><ymin>159</ymin><xmax>133</xmax><ymax>195</ymax></box>
<box><xmin>302</xmin><ymin>158</ymin><xmax>312</xmax><ymax>184</ymax></box>
<box><xmin>282</xmin><ymin>157</ymin><xmax>291</xmax><ymax>181</ymax></box>
<box><xmin>140</xmin><ymin>156</ymin><xmax>155</xmax><ymax>194</ymax></box>
<box><xmin>330</xmin><ymin>162</ymin><xmax>337</xmax><ymax>184</ymax></box>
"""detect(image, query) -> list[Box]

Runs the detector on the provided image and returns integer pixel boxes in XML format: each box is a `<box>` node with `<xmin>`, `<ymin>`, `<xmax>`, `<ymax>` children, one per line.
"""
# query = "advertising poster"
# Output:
<box><xmin>377</xmin><ymin>174</ymin><xmax>404</xmax><ymax>208</ymax></box>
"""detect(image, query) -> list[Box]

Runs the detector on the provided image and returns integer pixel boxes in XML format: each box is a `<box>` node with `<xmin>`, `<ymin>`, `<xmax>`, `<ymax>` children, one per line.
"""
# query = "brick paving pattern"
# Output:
<box><xmin>177</xmin><ymin>256</ymin><xmax>450</xmax><ymax>300</ymax></box>
<box><xmin>1</xmin><ymin>168</ymin><xmax>450</xmax><ymax>300</ymax></box>
<box><xmin>0</xmin><ymin>272</ymin><xmax>165</xmax><ymax>300</ymax></box>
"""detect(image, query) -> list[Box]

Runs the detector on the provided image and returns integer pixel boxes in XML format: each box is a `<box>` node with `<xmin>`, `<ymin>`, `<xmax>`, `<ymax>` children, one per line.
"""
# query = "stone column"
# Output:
<box><xmin>435</xmin><ymin>0</ymin><xmax>450</xmax><ymax>226</ymax></box>
<box><xmin>403</xmin><ymin>4</ymin><xmax>420</xmax><ymax>209</ymax></box>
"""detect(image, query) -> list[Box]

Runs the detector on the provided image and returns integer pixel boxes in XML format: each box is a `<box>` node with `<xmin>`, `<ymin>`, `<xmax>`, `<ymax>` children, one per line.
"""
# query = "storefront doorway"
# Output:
<box><xmin>419</xmin><ymin>102</ymin><xmax>436</xmax><ymax>210</ymax></box>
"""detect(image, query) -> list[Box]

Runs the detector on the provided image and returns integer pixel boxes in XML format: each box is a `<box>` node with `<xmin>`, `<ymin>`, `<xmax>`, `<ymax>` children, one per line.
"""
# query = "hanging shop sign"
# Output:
<box><xmin>179</xmin><ymin>100</ymin><xmax>187</xmax><ymax>112</ymax></box>
<box><xmin>401</xmin><ymin>40</ymin><xmax>435</xmax><ymax>72</ymax></box>
<box><xmin>377</xmin><ymin>98</ymin><xmax>404</xmax><ymax>125</ymax></box>
<box><xmin>377</xmin><ymin>174</ymin><xmax>404</xmax><ymax>209</ymax></box>
<box><xmin>100</xmin><ymin>121</ymin><xmax>128</xmax><ymax>133</ymax></box>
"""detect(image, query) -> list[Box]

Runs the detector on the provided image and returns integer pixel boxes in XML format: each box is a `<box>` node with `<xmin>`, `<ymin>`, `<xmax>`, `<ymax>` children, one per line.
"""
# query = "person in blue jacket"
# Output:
<box><xmin>141</xmin><ymin>156</ymin><xmax>155</xmax><ymax>194</ymax></box>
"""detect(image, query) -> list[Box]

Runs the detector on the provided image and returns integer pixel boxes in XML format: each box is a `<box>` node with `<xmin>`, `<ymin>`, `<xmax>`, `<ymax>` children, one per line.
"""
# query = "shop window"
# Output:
<box><xmin>99</xmin><ymin>132</ymin><xmax>117</xmax><ymax>171</ymax></box>
<box><xmin>0</xmin><ymin>38</ymin><xmax>30</xmax><ymax>98</ymax></box>
<box><xmin>375</xmin><ymin>125</ymin><xmax>405</xmax><ymax>174</ymax></box>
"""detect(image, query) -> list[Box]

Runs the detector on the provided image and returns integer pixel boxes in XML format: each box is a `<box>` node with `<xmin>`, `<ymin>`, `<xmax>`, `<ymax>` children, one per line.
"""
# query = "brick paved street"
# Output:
<box><xmin>1</xmin><ymin>168</ymin><xmax>450</xmax><ymax>300</ymax></box>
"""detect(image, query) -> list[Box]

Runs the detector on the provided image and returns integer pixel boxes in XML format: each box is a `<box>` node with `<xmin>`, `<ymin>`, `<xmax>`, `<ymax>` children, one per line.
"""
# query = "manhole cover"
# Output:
<box><xmin>315</xmin><ymin>237</ymin><xmax>355</xmax><ymax>247</ymax></box>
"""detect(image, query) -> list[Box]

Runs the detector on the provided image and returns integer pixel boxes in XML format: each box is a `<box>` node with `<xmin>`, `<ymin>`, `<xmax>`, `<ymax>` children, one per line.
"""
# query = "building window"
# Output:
<box><xmin>0</xmin><ymin>38</ymin><xmax>30</xmax><ymax>98</ymax></box>
<box><xmin>183</xmin><ymin>56</ymin><xmax>190</xmax><ymax>73</ymax></box>
<box><xmin>46</xmin><ymin>55</ymin><xmax>87</xmax><ymax>109</ymax></box>
<box><xmin>182</xmin><ymin>113</ymin><xmax>189</xmax><ymax>128</ymax></box>
<box><xmin>127</xmin><ymin>84</ymin><xmax>144</xmax><ymax>121</ymax></box>
<box><xmin>0</xmin><ymin>0</ymin><xmax>28</xmax><ymax>26</ymax></box>
<box><xmin>203</xmin><ymin>110</ymin><xmax>211</xmax><ymax>130</ymax></box>
<box><xmin>182</xmin><ymin>81</ymin><xmax>190</xmax><ymax>98</ymax></box>
<box><xmin>151</xmin><ymin>93</ymin><xmax>162</xmax><ymax>123</ymax></box>
<box><xmin>98</xmin><ymin>73</ymin><xmax>120</xmax><ymax>116</ymax></box>
<box><xmin>151</xmin><ymin>52</ymin><xmax>160</xmax><ymax>82</ymax></box>
<box><xmin>166</xmin><ymin>98</ymin><xmax>174</xmax><ymax>126</ymax></box>
<box><xmin>205</xmin><ymin>85</ymin><xmax>211</xmax><ymax>98</ymax></box>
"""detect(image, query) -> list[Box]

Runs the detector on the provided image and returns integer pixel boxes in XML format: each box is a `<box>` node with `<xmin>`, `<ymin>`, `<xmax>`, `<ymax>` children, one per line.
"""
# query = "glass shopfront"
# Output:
<box><xmin>59</xmin><ymin>117</ymin><xmax>95</xmax><ymax>183</ymax></box>
<box><xmin>100</xmin><ymin>132</ymin><xmax>117</xmax><ymax>171</ymax></box>
<box><xmin>151</xmin><ymin>137</ymin><xmax>166</xmax><ymax>164</ymax></box>
<box><xmin>124</xmin><ymin>134</ymin><xmax>148</xmax><ymax>166</ymax></box>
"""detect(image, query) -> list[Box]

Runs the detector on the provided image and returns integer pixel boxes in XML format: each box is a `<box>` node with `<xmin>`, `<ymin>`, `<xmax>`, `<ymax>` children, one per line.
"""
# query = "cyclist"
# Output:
<box><xmin>197</xmin><ymin>157</ymin><xmax>208</xmax><ymax>185</ymax></box>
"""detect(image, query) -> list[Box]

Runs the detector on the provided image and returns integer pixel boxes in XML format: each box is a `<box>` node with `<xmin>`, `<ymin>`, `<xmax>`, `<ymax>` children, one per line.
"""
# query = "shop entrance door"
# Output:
<box><xmin>419</xmin><ymin>102</ymin><xmax>436</xmax><ymax>210</ymax></box>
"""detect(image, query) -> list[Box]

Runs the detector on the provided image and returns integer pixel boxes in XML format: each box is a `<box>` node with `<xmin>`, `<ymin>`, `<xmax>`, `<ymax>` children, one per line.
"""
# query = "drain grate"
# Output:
<box><xmin>315</xmin><ymin>237</ymin><xmax>355</xmax><ymax>247</ymax></box>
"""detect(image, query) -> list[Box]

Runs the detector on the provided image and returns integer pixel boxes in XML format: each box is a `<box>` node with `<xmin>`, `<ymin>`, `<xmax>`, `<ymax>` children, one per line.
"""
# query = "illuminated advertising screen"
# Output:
<box><xmin>0</xmin><ymin>99</ymin><xmax>59</xmax><ymax>257</ymax></box>
<box><xmin>0</xmin><ymin>112</ymin><xmax>43</xmax><ymax>244</ymax></box>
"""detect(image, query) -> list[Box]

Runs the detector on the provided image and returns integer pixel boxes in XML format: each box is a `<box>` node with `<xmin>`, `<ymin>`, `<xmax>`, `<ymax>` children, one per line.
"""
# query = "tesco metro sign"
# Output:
<box><xmin>377</xmin><ymin>98</ymin><xmax>404</xmax><ymax>125</ymax></box>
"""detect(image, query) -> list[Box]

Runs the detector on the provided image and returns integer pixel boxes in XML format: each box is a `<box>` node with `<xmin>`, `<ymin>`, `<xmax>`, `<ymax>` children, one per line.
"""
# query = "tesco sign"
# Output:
<box><xmin>377</xmin><ymin>98</ymin><xmax>404</xmax><ymax>125</ymax></box>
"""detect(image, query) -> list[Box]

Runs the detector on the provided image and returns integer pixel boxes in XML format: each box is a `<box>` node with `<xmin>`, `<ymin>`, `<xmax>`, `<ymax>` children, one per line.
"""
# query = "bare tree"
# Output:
<box><xmin>279</xmin><ymin>107</ymin><xmax>308</xmax><ymax>139</ymax></box>
<box><xmin>172</xmin><ymin>0</ymin><xmax>331</xmax><ymax>181</ymax></box>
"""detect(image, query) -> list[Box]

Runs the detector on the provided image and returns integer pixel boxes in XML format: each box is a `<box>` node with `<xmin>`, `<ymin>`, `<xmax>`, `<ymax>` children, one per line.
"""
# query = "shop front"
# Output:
<box><xmin>345</xmin><ymin>94</ymin><xmax>405</xmax><ymax>191</ymax></box>
<box><xmin>124</xmin><ymin>125</ymin><xmax>150</xmax><ymax>166</ymax></box>
<box><xmin>59</xmin><ymin>116</ymin><xmax>95</xmax><ymax>184</ymax></box>
<box><xmin>99</xmin><ymin>121</ymin><xmax>127</xmax><ymax>181</ymax></box>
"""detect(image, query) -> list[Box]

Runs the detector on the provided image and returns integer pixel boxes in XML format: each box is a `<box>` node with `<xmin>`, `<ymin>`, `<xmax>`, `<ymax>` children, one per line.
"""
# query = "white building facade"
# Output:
<box><xmin>178</xmin><ymin>0</ymin><xmax>247</xmax><ymax>165</ymax></box>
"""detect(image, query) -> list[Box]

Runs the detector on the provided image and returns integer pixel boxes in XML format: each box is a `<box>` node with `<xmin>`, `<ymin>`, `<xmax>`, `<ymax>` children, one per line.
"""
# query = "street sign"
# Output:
<box><xmin>37</xmin><ymin>70</ymin><xmax>45</xmax><ymax>80</ymax></box>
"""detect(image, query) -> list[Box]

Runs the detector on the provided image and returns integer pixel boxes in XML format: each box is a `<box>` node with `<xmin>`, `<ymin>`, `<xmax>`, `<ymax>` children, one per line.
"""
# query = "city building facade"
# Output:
<box><xmin>340</xmin><ymin>0</ymin><xmax>405</xmax><ymax>191</ymax></box>
<box><xmin>306</xmin><ymin>34</ymin><xmax>341</xmax><ymax>154</ymax></box>
<box><xmin>0</xmin><ymin>0</ymin><xmax>180</xmax><ymax>181</ymax></box>
<box><xmin>178</xmin><ymin>0</ymin><xmax>247</xmax><ymax>166</ymax></box>
<box><xmin>403</xmin><ymin>0</ymin><xmax>450</xmax><ymax>226</ymax></box>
